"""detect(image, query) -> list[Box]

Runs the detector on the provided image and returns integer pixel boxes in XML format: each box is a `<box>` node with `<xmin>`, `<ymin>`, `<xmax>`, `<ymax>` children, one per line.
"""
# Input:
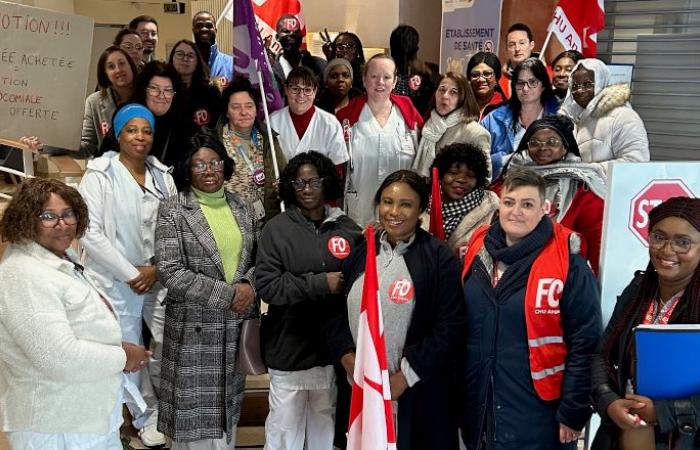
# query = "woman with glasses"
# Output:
<box><xmin>168</xmin><ymin>39</ymin><xmax>221</xmax><ymax>131</ymax></box>
<box><xmin>255</xmin><ymin>151</ymin><xmax>362</xmax><ymax>450</ymax></box>
<box><xmin>113</xmin><ymin>28</ymin><xmax>145</xmax><ymax>69</ymax></box>
<box><xmin>467</xmin><ymin>51</ymin><xmax>507</xmax><ymax>119</ymax></box>
<box><xmin>494</xmin><ymin>116</ymin><xmax>606</xmax><ymax>274</ymax></box>
<box><xmin>560</xmin><ymin>58</ymin><xmax>649</xmax><ymax>176</ymax></box>
<box><xmin>214</xmin><ymin>76</ymin><xmax>287</xmax><ymax>228</ymax></box>
<box><xmin>155</xmin><ymin>131</ymin><xmax>257</xmax><ymax>450</ymax></box>
<box><xmin>0</xmin><ymin>178</ymin><xmax>151</xmax><ymax>450</ymax></box>
<box><xmin>80</xmin><ymin>103</ymin><xmax>177</xmax><ymax>447</ymax></box>
<box><xmin>591</xmin><ymin>197</ymin><xmax>700</xmax><ymax>450</ymax></box>
<box><xmin>337</xmin><ymin>53</ymin><xmax>424</xmax><ymax>227</ymax></box>
<box><xmin>481</xmin><ymin>58</ymin><xmax>559</xmax><ymax>179</ymax></box>
<box><xmin>551</xmin><ymin>50</ymin><xmax>583</xmax><ymax>103</ymax></box>
<box><xmin>414</xmin><ymin>72</ymin><xmax>491</xmax><ymax>177</ymax></box>
<box><xmin>327</xmin><ymin>32</ymin><xmax>366</xmax><ymax>93</ymax></box>
<box><xmin>270</xmin><ymin>67</ymin><xmax>348</xmax><ymax>170</ymax></box>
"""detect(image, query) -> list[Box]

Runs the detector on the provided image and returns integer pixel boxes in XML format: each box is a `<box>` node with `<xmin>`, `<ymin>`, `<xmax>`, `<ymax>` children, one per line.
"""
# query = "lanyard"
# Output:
<box><xmin>643</xmin><ymin>290</ymin><xmax>683</xmax><ymax>325</ymax></box>
<box><xmin>230</xmin><ymin>129</ymin><xmax>265</xmax><ymax>187</ymax></box>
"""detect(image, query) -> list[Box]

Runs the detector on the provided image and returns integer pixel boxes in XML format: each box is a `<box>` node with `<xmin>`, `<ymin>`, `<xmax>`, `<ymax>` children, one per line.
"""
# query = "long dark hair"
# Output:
<box><xmin>466</xmin><ymin>51</ymin><xmax>505</xmax><ymax>98</ymax></box>
<box><xmin>96</xmin><ymin>46</ymin><xmax>137</xmax><ymax>96</ymax></box>
<box><xmin>168</xmin><ymin>39</ymin><xmax>210</xmax><ymax>87</ymax></box>
<box><xmin>603</xmin><ymin>197</ymin><xmax>700</xmax><ymax>382</ymax></box>
<box><xmin>508</xmin><ymin>58</ymin><xmax>555</xmax><ymax>131</ymax></box>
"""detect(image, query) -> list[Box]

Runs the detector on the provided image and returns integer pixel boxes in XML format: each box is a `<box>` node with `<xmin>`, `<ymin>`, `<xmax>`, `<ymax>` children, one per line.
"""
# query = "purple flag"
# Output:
<box><xmin>231</xmin><ymin>0</ymin><xmax>284</xmax><ymax>114</ymax></box>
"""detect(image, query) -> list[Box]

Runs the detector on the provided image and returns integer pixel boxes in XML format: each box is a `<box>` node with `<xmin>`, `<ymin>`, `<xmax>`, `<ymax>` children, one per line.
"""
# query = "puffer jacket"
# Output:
<box><xmin>560</xmin><ymin>84</ymin><xmax>649</xmax><ymax>175</ymax></box>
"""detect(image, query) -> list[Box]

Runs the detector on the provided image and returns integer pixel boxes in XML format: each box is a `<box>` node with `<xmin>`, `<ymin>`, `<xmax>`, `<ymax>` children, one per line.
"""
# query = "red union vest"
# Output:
<box><xmin>461</xmin><ymin>222</ymin><xmax>572</xmax><ymax>401</ymax></box>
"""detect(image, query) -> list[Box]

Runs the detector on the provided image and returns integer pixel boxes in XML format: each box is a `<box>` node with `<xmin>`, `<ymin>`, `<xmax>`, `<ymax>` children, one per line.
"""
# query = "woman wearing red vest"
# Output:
<box><xmin>460</xmin><ymin>168</ymin><xmax>602</xmax><ymax>450</ymax></box>
<box><xmin>591</xmin><ymin>197</ymin><xmax>700</xmax><ymax>450</ymax></box>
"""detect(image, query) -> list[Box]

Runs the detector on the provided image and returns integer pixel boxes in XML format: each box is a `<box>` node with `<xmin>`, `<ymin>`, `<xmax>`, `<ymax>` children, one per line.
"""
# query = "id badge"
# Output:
<box><xmin>252</xmin><ymin>199</ymin><xmax>266</xmax><ymax>221</ymax></box>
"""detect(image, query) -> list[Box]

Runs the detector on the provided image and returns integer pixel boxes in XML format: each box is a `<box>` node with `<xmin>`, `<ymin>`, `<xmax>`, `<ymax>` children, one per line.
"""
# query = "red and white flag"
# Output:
<box><xmin>429</xmin><ymin>167</ymin><xmax>445</xmax><ymax>241</ymax></box>
<box><xmin>347</xmin><ymin>225</ymin><xmax>397</xmax><ymax>450</ymax></box>
<box><xmin>547</xmin><ymin>0</ymin><xmax>605</xmax><ymax>57</ymax></box>
<box><xmin>253</xmin><ymin>0</ymin><xmax>307</xmax><ymax>55</ymax></box>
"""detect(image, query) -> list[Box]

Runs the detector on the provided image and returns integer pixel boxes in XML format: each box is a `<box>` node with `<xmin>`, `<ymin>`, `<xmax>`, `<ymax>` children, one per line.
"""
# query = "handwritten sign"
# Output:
<box><xmin>0</xmin><ymin>1</ymin><xmax>93</xmax><ymax>150</ymax></box>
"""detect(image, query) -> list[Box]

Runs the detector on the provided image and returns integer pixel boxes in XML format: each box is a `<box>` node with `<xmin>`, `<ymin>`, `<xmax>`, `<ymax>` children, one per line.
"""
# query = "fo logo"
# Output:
<box><xmin>328</xmin><ymin>236</ymin><xmax>350</xmax><ymax>259</ymax></box>
<box><xmin>535</xmin><ymin>278</ymin><xmax>563</xmax><ymax>310</ymax></box>
<box><xmin>388</xmin><ymin>278</ymin><xmax>414</xmax><ymax>305</ymax></box>
<box><xmin>629</xmin><ymin>180</ymin><xmax>694</xmax><ymax>245</ymax></box>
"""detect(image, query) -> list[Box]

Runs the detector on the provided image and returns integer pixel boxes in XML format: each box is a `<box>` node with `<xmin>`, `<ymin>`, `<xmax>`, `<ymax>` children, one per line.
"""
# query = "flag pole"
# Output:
<box><xmin>216</xmin><ymin>0</ymin><xmax>233</xmax><ymax>27</ymax></box>
<box><xmin>539</xmin><ymin>30</ymin><xmax>553</xmax><ymax>64</ymax></box>
<box><xmin>255</xmin><ymin>60</ymin><xmax>285</xmax><ymax>212</ymax></box>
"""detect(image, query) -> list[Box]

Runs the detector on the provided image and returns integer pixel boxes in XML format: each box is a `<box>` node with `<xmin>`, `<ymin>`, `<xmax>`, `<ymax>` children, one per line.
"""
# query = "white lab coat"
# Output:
<box><xmin>269</xmin><ymin>106</ymin><xmax>349</xmax><ymax>165</ymax></box>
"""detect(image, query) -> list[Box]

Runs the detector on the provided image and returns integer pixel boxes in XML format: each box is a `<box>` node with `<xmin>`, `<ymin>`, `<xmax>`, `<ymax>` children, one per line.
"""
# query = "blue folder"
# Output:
<box><xmin>634</xmin><ymin>324</ymin><xmax>700</xmax><ymax>399</ymax></box>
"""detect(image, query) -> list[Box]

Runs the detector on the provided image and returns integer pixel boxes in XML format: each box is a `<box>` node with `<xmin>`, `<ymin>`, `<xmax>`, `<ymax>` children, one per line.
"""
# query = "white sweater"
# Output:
<box><xmin>0</xmin><ymin>241</ymin><xmax>126</xmax><ymax>434</ymax></box>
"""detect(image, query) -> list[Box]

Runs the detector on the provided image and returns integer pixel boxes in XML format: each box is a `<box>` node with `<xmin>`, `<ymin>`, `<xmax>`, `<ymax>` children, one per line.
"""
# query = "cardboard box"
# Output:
<box><xmin>35</xmin><ymin>155</ymin><xmax>86</xmax><ymax>188</ymax></box>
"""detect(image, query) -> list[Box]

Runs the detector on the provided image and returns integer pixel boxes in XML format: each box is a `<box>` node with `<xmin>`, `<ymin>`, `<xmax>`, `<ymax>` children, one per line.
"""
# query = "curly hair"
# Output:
<box><xmin>222</xmin><ymin>76</ymin><xmax>261</xmax><ymax>111</ymax></box>
<box><xmin>374</xmin><ymin>170</ymin><xmax>429</xmax><ymax>212</ymax></box>
<box><xmin>431</xmin><ymin>143</ymin><xmax>489</xmax><ymax>190</ymax></box>
<box><xmin>279</xmin><ymin>151</ymin><xmax>343</xmax><ymax>205</ymax></box>
<box><xmin>174</xmin><ymin>130</ymin><xmax>234</xmax><ymax>192</ymax></box>
<box><xmin>0</xmin><ymin>178</ymin><xmax>88</xmax><ymax>243</ymax></box>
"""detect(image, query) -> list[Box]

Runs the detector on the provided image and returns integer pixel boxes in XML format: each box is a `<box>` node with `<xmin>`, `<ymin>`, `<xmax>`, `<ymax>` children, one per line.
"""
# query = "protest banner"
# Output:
<box><xmin>439</xmin><ymin>0</ymin><xmax>502</xmax><ymax>75</ymax></box>
<box><xmin>0</xmin><ymin>1</ymin><xmax>93</xmax><ymax>150</ymax></box>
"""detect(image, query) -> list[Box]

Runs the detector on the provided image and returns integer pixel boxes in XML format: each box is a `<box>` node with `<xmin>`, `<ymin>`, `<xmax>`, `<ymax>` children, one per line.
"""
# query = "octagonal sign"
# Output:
<box><xmin>628</xmin><ymin>179</ymin><xmax>694</xmax><ymax>245</ymax></box>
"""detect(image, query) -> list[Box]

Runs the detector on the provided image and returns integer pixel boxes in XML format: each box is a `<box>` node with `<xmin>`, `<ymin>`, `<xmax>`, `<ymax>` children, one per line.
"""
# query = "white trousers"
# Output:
<box><xmin>170</xmin><ymin>425</ymin><xmax>237</xmax><ymax>450</ymax></box>
<box><xmin>264</xmin><ymin>377</ymin><xmax>337</xmax><ymax>450</ymax></box>
<box><xmin>6</xmin><ymin>430</ymin><xmax>122</xmax><ymax>450</ymax></box>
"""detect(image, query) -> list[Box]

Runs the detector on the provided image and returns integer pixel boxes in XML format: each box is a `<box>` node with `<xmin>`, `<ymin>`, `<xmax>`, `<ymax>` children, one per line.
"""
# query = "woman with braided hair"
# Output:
<box><xmin>591</xmin><ymin>196</ymin><xmax>700</xmax><ymax>450</ymax></box>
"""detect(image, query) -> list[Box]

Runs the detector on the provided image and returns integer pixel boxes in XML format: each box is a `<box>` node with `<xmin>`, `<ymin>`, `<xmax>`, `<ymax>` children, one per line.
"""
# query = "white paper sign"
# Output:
<box><xmin>0</xmin><ymin>1</ymin><xmax>94</xmax><ymax>150</ymax></box>
<box><xmin>607</xmin><ymin>64</ymin><xmax>634</xmax><ymax>85</ymax></box>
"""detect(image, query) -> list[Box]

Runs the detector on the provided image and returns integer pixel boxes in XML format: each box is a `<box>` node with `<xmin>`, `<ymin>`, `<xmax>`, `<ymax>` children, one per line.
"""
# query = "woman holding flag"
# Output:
<box><xmin>328</xmin><ymin>170</ymin><xmax>466</xmax><ymax>450</ymax></box>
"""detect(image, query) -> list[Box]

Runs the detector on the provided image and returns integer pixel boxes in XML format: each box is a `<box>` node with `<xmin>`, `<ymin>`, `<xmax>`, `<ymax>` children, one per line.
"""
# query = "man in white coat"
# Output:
<box><xmin>270</xmin><ymin>66</ymin><xmax>349</xmax><ymax>171</ymax></box>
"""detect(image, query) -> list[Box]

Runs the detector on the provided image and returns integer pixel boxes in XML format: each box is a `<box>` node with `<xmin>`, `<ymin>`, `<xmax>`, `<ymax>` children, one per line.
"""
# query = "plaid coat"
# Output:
<box><xmin>155</xmin><ymin>189</ymin><xmax>257</xmax><ymax>443</ymax></box>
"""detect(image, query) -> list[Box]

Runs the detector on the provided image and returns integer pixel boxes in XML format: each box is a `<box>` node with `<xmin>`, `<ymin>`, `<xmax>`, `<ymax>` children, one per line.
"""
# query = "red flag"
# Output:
<box><xmin>429</xmin><ymin>167</ymin><xmax>445</xmax><ymax>241</ymax></box>
<box><xmin>547</xmin><ymin>0</ymin><xmax>605</xmax><ymax>57</ymax></box>
<box><xmin>347</xmin><ymin>225</ymin><xmax>397</xmax><ymax>450</ymax></box>
<box><xmin>252</xmin><ymin>0</ymin><xmax>307</xmax><ymax>54</ymax></box>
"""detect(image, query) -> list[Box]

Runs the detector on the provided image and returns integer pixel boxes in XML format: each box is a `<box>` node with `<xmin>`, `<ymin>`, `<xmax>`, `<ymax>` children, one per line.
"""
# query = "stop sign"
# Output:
<box><xmin>628</xmin><ymin>179</ymin><xmax>694</xmax><ymax>245</ymax></box>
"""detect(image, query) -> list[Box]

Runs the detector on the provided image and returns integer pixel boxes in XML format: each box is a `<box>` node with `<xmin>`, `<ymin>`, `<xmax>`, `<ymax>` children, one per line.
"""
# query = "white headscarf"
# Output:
<box><xmin>559</xmin><ymin>58</ymin><xmax>613</xmax><ymax>121</ymax></box>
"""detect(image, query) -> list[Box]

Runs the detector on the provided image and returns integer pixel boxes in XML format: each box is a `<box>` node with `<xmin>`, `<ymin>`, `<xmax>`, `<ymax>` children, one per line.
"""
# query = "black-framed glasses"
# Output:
<box><xmin>515</xmin><ymin>78</ymin><xmax>541</xmax><ymax>90</ymax></box>
<box><xmin>287</xmin><ymin>86</ymin><xmax>315</xmax><ymax>96</ymax></box>
<box><xmin>173</xmin><ymin>50</ymin><xmax>197</xmax><ymax>61</ymax></box>
<box><xmin>291</xmin><ymin>177</ymin><xmax>323</xmax><ymax>191</ymax></box>
<box><xmin>571</xmin><ymin>81</ymin><xmax>595</xmax><ymax>91</ymax></box>
<box><xmin>648</xmin><ymin>231</ymin><xmax>697</xmax><ymax>254</ymax></box>
<box><xmin>120</xmin><ymin>42</ymin><xmax>144</xmax><ymax>51</ymax></box>
<box><xmin>469</xmin><ymin>70</ymin><xmax>494</xmax><ymax>80</ymax></box>
<box><xmin>335</xmin><ymin>42</ymin><xmax>356</xmax><ymax>51</ymax></box>
<box><xmin>527</xmin><ymin>138</ymin><xmax>563</xmax><ymax>150</ymax></box>
<box><xmin>146</xmin><ymin>85</ymin><xmax>176</xmax><ymax>98</ymax></box>
<box><xmin>192</xmin><ymin>160</ymin><xmax>225</xmax><ymax>174</ymax></box>
<box><xmin>38</xmin><ymin>210</ymin><xmax>78</xmax><ymax>228</ymax></box>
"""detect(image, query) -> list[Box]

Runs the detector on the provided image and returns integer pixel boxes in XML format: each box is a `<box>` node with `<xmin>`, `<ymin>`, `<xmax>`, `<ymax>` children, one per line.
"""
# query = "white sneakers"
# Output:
<box><xmin>139</xmin><ymin>414</ymin><xmax>166</xmax><ymax>447</ymax></box>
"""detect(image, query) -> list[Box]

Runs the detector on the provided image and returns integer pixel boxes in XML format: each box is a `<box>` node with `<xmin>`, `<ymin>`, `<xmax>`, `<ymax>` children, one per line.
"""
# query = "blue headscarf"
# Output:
<box><xmin>112</xmin><ymin>103</ymin><xmax>155</xmax><ymax>138</ymax></box>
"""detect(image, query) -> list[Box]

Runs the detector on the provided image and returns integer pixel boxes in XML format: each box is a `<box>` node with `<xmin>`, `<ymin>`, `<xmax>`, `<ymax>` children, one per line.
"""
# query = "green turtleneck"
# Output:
<box><xmin>193</xmin><ymin>186</ymin><xmax>242</xmax><ymax>283</ymax></box>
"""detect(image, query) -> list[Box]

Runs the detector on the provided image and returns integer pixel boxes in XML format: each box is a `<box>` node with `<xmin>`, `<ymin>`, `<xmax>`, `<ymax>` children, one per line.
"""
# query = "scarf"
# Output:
<box><xmin>442</xmin><ymin>188</ymin><xmax>484</xmax><ymax>239</ymax></box>
<box><xmin>414</xmin><ymin>109</ymin><xmax>463</xmax><ymax>175</ymax></box>
<box><xmin>484</xmin><ymin>216</ymin><xmax>553</xmax><ymax>266</ymax></box>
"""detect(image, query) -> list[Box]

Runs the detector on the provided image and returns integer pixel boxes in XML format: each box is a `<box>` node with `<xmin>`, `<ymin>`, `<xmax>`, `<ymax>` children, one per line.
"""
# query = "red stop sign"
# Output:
<box><xmin>628</xmin><ymin>179</ymin><xmax>694</xmax><ymax>245</ymax></box>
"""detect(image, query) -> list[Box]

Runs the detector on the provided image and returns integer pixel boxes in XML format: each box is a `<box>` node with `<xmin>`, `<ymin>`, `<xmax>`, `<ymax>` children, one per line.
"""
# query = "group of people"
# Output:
<box><xmin>0</xmin><ymin>11</ymin><xmax>699</xmax><ymax>450</ymax></box>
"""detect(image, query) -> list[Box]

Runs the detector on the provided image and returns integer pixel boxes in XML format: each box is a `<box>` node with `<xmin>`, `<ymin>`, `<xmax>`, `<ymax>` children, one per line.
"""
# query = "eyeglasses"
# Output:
<box><xmin>287</xmin><ymin>86</ymin><xmax>315</xmax><ymax>97</ymax></box>
<box><xmin>173</xmin><ymin>50</ymin><xmax>197</xmax><ymax>61</ymax></box>
<box><xmin>571</xmin><ymin>81</ymin><xmax>595</xmax><ymax>91</ymax></box>
<box><xmin>335</xmin><ymin>42</ymin><xmax>356</xmax><ymax>51</ymax></box>
<box><xmin>527</xmin><ymin>138</ymin><xmax>563</xmax><ymax>150</ymax></box>
<box><xmin>515</xmin><ymin>78</ymin><xmax>541</xmax><ymax>90</ymax></box>
<box><xmin>649</xmin><ymin>231</ymin><xmax>697</xmax><ymax>254</ymax></box>
<box><xmin>38</xmin><ymin>210</ymin><xmax>78</xmax><ymax>228</ymax></box>
<box><xmin>146</xmin><ymin>85</ymin><xmax>176</xmax><ymax>98</ymax></box>
<box><xmin>469</xmin><ymin>70</ymin><xmax>494</xmax><ymax>80</ymax></box>
<box><xmin>192</xmin><ymin>160</ymin><xmax>225</xmax><ymax>173</ymax></box>
<box><xmin>121</xmin><ymin>42</ymin><xmax>144</xmax><ymax>51</ymax></box>
<box><xmin>291</xmin><ymin>177</ymin><xmax>323</xmax><ymax>191</ymax></box>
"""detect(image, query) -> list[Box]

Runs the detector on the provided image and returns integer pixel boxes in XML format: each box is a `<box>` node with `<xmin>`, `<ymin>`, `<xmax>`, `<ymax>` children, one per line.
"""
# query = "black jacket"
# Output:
<box><xmin>255</xmin><ymin>205</ymin><xmax>362</xmax><ymax>370</ymax></box>
<box><xmin>327</xmin><ymin>227</ymin><xmax>467</xmax><ymax>450</ymax></box>
<box><xmin>591</xmin><ymin>272</ymin><xmax>700</xmax><ymax>450</ymax></box>
<box><xmin>460</xmin><ymin>220</ymin><xmax>602</xmax><ymax>450</ymax></box>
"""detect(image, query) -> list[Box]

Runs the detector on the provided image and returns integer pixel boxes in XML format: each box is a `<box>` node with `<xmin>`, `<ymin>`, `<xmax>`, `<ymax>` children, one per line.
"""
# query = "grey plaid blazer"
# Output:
<box><xmin>155</xmin><ymin>189</ymin><xmax>257</xmax><ymax>443</ymax></box>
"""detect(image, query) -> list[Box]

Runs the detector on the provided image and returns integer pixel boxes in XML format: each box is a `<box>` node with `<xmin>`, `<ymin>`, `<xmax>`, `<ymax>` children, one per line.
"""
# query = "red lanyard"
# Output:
<box><xmin>642</xmin><ymin>290</ymin><xmax>683</xmax><ymax>325</ymax></box>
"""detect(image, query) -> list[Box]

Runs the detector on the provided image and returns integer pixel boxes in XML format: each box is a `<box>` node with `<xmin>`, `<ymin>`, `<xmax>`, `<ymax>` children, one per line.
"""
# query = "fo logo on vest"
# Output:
<box><xmin>534</xmin><ymin>278</ymin><xmax>563</xmax><ymax>315</ymax></box>
<box><xmin>328</xmin><ymin>236</ymin><xmax>350</xmax><ymax>259</ymax></box>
